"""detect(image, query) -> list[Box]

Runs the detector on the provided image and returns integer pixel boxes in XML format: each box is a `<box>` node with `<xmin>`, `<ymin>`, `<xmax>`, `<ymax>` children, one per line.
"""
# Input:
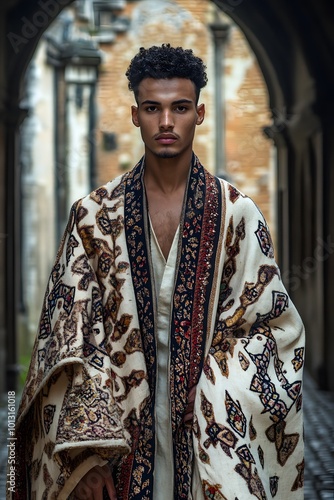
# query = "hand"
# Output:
<box><xmin>184</xmin><ymin>385</ymin><xmax>197</xmax><ymax>425</ymax></box>
<box><xmin>74</xmin><ymin>464</ymin><xmax>117</xmax><ymax>500</ymax></box>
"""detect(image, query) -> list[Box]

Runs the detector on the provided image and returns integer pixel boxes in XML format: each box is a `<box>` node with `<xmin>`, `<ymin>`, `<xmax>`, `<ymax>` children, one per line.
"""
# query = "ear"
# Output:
<box><xmin>131</xmin><ymin>105</ymin><xmax>140</xmax><ymax>127</ymax></box>
<box><xmin>196</xmin><ymin>103</ymin><xmax>205</xmax><ymax>125</ymax></box>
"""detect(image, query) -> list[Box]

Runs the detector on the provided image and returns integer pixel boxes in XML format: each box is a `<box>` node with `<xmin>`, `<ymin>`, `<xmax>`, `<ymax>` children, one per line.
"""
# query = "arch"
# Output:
<box><xmin>6</xmin><ymin>0</ymin><xmax>75</xmax><ymax>112</ymax></box>
<box><xmin>214</xmin><ymin>0</ymin><xmax>334</xmax><ymax>111</ymax></box>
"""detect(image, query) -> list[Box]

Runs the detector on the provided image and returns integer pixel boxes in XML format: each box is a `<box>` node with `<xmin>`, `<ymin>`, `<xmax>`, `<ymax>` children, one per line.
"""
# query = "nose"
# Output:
<box><xmin>159</xmin><ymin>109</ymin><xmax>174</xmax><ymax>130</ymax></box>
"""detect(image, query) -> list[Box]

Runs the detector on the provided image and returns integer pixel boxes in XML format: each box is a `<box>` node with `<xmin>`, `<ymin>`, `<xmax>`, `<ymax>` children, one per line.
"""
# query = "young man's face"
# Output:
<box><xmin>131</xmin><ymin>78</ymin><xmax>205</xmax><ymax>161</ymax></box>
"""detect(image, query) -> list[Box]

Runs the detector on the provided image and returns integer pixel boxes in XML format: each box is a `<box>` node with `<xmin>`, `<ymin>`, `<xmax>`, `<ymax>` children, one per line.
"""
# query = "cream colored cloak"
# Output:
<box><xmin>11</xmin><ymin>156</ymin><xmax>304</xmax><ymax>500</ymax></box>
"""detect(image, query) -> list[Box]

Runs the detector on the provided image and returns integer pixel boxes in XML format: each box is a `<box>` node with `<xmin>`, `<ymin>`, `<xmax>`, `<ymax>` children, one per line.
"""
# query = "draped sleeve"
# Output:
<box><xmin>11</xmin><ymin>179</ymin><xmax>150</xmax><ymax>500</ymax></box>
<box><xmin>193</xmin><ymin>182</ymin><xmax>305</xmax><ymax>500</ymax></box>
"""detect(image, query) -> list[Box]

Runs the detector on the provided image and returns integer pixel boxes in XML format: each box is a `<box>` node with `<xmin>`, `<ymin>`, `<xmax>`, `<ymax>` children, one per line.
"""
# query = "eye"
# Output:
<box><xmin>175</xmin><ymin>105</ymin><xmax>188</xmax><ymax>112</ymax></box>
<box><xmin>145</xmin><ymin>105</ymin><xmax>158</xmax><ymax>112</ymax></box>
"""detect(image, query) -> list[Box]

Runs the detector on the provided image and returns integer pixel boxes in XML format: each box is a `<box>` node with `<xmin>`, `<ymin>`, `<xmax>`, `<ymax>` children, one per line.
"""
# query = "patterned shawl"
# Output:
<box><xmin>10</xmin><ymin>155</ymin><xmax>304</xmax><ymax>499</ymax></box>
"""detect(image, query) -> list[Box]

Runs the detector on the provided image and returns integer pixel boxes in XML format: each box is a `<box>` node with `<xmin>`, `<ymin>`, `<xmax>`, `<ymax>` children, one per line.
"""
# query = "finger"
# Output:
<box><xmin>105</xmin><ymin>474</ymin><xmax>117</xmax><ymax>500</ymax></box>
<box><xmin>94</xmin><ymin>465</ymin><xmax>116</xmax><ymax>500</ymax></box>
<box><xmin>184</xmin><ymin>384</ymin><xmax>197</xmax><ymax>424</ymax></box>
<box><xmin>93</xmin><ymin>487</ymin><xmax>103</xmax><ymax>500</ymax></box>
<box><xmin>184</xmin><ymin>411</ymin><xmax>193</xmax><ymax>423</ymax></box>
<box><xmin>94</xmin><ymin>487</ymin><xmax>104</xmax><ymax>500</ymax></box>
<box><xmin>188</xmin><ymin>385</ymin><xmax>197</xmax><ymax>403</ymax></box>
<box><xmin>74</xmin><ymin>481</ymin><xmax>92</xmax><ymax>500</ymax></box>
<box><xmin>84</xmin><ymin>467</ymin><xmax>105</xmax><ymax>500</ymax></box>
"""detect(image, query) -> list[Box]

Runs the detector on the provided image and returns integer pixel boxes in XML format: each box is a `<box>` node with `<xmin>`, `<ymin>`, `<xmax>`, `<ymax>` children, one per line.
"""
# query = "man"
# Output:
<box><xmin>11</xmin><ymin>44</ymin><xmax>304</xmax><ymax>500</ymax></box>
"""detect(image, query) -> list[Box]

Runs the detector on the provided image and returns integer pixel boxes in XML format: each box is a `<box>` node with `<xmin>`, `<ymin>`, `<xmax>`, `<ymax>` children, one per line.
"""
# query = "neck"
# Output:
<box><xmin>144</xmin><ymin>150</ymin><xmax>192</xmax><ymax>194</ymax></box>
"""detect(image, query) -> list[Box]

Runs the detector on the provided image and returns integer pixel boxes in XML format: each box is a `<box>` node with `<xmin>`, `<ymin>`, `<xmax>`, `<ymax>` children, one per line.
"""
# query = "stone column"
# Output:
<box><xmin>264</xmin><ymin>108</ymin><xmax>326</xmax><ymax>386</ymax></box>
<box><xmin>209</xmin><ymin>20</ymin><xmax>230</xmax><ymax>175</ymax></box>
<box><xmin>321</xmin><ymin>108</ymin><xmax>334</xmax><ymax>390</ymax></box>
<box><xmin>0</xmin><ymin>13</ymin><xmax>6</xmax><ymax>395</ymax></box>
<box><xmin>5</xmin><ymin>104</ymin><xmax>29</xmax><ymax>392</ymax></box>
<box><xmin>64</xmin><ymin>65</ymin><xmax>99</xmax><ymax>212</ymax></box>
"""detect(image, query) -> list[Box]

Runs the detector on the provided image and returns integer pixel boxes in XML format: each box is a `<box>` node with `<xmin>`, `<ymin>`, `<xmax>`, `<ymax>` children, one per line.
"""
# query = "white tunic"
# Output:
<box><xmin>149</xmin><ymin>221</ymin><xmax>203</xmax><ymax>500</ymax></box>
<box><xmin>150</xmin><ymin>219</ymin><xmax>179</xmax><ymax>500</ymax></box>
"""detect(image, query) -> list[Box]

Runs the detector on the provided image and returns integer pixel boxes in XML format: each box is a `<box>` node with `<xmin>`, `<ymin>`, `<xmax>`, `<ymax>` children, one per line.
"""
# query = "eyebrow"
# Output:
<box><xmin>140</xmin><ymin>99</ymin><xmax>194</xmax><ymax>106</ymax></box>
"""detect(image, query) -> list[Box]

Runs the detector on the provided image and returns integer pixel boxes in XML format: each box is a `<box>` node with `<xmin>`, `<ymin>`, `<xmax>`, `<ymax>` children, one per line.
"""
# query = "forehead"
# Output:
<box><xmin>137</xmin><ymin>77</ymin><xmax>197</xmax><ymax>103</ymax></box>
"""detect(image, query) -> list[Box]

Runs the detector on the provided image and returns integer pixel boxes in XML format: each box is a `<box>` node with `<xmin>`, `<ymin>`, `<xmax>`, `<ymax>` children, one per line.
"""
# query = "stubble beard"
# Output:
<box><xmin>155</xmin><ymin>150</ymin><xmax>179</xmax><ymax>159</ymax></box>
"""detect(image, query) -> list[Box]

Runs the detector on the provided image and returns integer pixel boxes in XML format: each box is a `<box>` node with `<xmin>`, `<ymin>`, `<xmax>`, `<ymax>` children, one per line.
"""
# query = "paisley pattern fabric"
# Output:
<box><xmin>10</xmin><ymin>155</ymin><xmax>304</xmax><ymax>500</ymax></box>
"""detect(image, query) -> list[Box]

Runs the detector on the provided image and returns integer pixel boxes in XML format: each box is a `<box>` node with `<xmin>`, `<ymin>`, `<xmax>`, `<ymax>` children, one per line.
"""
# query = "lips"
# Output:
<box><xmin>155</xmin><ymin>133</ymin><xmax>178</xmax><ymax>144</ymax></box>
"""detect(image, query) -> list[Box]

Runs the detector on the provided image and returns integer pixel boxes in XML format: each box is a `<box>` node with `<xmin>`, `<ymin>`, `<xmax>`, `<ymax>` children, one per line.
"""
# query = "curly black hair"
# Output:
<box><xmin>126</xmin><ymin>44</ymin><xmax>208</xmax><ymax>103</ymax></box>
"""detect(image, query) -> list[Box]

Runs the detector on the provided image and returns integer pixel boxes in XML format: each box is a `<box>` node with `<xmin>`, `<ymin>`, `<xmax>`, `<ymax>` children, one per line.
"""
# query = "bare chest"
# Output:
<box><xmin>148</xmin><ymin>196</ymin><xmax>183</xmax><ymax>260</ymax></box>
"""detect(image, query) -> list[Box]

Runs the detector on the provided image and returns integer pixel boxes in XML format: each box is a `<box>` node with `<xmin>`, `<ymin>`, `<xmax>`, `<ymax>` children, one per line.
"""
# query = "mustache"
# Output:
<box><xmin>153</xmin><ymin>132</ymin><xmax>179</xmax><ymax>140</ymax></box>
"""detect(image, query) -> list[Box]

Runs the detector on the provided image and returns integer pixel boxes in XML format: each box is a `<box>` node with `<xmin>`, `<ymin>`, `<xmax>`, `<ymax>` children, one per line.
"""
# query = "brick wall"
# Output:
<box><xmin>224</xmin><ymin>25</ymin><xmax>275</xmax><ymax>232</ymax></box>
<box><xmin>95</xmin><ymin>0</ymin><xmax>214</xmax><ymax>182</ymax></box>
<box><xmin>95</xmin><ymin>0</ymin><xmax>275</xmax><ymax>233</ymax></box>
